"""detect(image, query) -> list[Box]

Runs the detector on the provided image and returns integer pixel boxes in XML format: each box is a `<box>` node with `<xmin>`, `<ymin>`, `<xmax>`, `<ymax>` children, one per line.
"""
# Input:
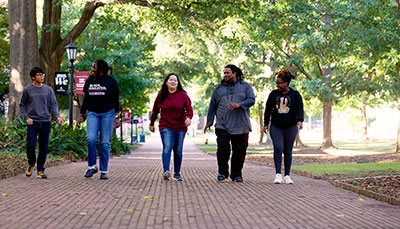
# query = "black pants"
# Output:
<box><xmin>215</xmin><ymin>128</ymin><xmax>249</xmax><ymax>179</ymax></box>
<box><xmin>26</xmin><ymin>121</ymin><xmax>51</xmax><ymax>172</ymax></box>
<box><xmin>269</xmin><ymin>124</ymin><xmax>298</xmax><ymax>176</ymax></box>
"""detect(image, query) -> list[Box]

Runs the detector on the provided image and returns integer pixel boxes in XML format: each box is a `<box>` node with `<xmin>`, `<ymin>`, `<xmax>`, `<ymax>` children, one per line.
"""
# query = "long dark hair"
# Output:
<box><xmin>276</xmin><ymin>69</ymin><xmax>295</xmax><ymax>85</ymax></box>
<box><xmin>225</xmin><ymin>64</ymin><xmax>244</xmax><ymax>80</ymax></box>
<box><xmin>158</xmin><ymin>73</ymin><xmax>185</xmax><ymax>103</ymax></box>
<box><xmin>95</xmin><ymin>59</ymin><xmax>112</xmax><ymax>77</ymax></box>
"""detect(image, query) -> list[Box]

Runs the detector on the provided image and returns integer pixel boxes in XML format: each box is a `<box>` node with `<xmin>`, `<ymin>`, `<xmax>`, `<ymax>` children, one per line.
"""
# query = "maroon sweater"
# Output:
<box><xmin>150</xmin><ymin>90</ymin><xmax>193</xmax><ymax>131</ymax></box>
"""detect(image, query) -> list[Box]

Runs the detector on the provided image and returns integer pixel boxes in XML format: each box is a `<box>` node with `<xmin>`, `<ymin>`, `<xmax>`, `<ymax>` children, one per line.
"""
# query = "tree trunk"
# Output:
<box><xmin>397</xmin><ymin>68</ymin><xmax>400</xmax><ymax>153</ymax></box>
<box><xmin>258</xmin><ymin>102</ymin><xmax>264</xmax><ymax>143</ymax></box>
<box><xmin>361</xmin><ymin>104</ymin><xmax>369</xmax><ymax>141</ymax></box>
<box><xmin>396</xmin><ymin>0</ymin><xmax>400</xmax><ymax>153</ymax></box>
<box><xmin>39</xmin><ymin>0</ymin><xmax>102</xmax><ymax>89</ymax></box>
<box><xmin>322</xmin><ymin>99</ymin><xmax>334</xmax><ymax>149</ymax></box>
<box><xmin>294</xmin><ymin>131</ymin><xmax>305</xmax><ymax>148</ymax></box>
<box><xmin>39</xmin><ymin>0</ymin><xmax>63</xmax><ymax>88</ymax></box>
<box><xmin>7</xmin><ymin>0</ymin><xmax>39</xmax><ymax>121</ymax></box>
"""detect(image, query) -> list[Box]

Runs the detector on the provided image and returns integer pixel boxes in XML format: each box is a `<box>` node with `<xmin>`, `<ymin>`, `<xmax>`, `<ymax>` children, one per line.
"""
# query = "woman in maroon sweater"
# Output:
<box><xmin>149</xmin><ymin>73</ymin><xmax>193</xmax><ymax>181</ymax></box>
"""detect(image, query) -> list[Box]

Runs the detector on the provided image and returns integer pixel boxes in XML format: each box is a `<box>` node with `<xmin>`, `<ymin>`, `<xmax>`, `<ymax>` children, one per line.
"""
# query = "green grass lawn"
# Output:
<box><xmin>301</xmin><ymin>139</ymin><xmax>396</xmax><ymax>153</ymax></box>
<box><xmin>194</xmin><ymin>134</ymin><xmax>396</xmax><ymax>154</ymax></box>
<box><xmin>197</xmin><ymin>144</ymin><xmax>273</xmax><ymax>155</ymax></box>
<box><xmin>292</xmin><ymin>162</ymin><xmax>400</xmax><ymax>179</ymax></box>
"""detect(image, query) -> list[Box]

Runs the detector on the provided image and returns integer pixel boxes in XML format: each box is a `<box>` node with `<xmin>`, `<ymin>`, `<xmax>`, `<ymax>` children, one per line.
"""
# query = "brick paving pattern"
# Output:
<box><xmin>0</xmin><ymin>134</ymin><xmax>399</xmax><ymax>228</ymax></box>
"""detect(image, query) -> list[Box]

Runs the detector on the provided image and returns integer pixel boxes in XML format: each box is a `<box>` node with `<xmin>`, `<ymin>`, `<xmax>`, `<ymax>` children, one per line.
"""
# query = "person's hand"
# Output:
<box><xmin>228</xmin><ymin>102</ymin><xmax>241</xmax><ymax>110</ymax></box>
<box><xmin>56</xmin><ymin>117</ymin><xmax>64</xmax><ymax>125</ymax></box>
<box><xmin>149</xmin><ymin>125</ymin><xmax>155</xmax><ymax>133</ymax></box>
<box><xmin>263</xmin><ymin>125</ymin><xmax>269</xmax><ymax>134</ymax></box>
<box><xmin>114</xmin><ymin>117</ymin><xmax>121</xmax><ymax>128</ymax></box>
<box><xmin>76</xmin><ymin>116</ymin><xmax>85</xmax><ymax>128</ymax></box>
<box><xmin>26</xmin><ymin>118</ymin><xmax>33</xmax><ymax>125</ymax></box>
<box><xmin>185</xmin><ymin>118</ymin><xmax>191</xmax><ymax>127</ymax></box>
<box><xmin>203</xmin><ymin>125</ymin><xmax>211</xmax><ymax>133</ymax></box>
<box><xmin>297</xmin><ymin>122</ymin><xmax>303</xmax><ymax>130</ymax></box>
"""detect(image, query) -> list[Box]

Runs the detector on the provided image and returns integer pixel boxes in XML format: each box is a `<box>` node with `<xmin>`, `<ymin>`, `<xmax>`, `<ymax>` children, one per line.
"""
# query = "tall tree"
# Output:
<box><xmin>7</xmin><ymin>0</ymin><xmax>39</xmax><ymax>121</ymax></box>
<box><xmin>7</xmin><ymin>0</ymin><xmax>256</xmax><ymax>121</ymax></box>
<box><xmin>0</xmin><ymin>5</ymin><xmax>10</xmax><ymax>115</ymax></box>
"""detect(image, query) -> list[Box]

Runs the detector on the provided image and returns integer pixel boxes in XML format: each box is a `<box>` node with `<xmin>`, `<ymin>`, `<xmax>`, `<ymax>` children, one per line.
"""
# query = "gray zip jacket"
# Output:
<box><xmin>206</xmin><ymin>79</ymin><xmax>255</xmax><ymax>134</ymax></box>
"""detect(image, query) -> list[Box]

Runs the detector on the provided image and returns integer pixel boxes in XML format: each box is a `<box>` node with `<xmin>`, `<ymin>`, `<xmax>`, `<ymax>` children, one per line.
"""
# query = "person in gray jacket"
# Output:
<box><xmin>20</xmin><ymin>67</ymin><xmax>64</xmax><ymax>179</ymax></box>
<box><xmin>204</xmin><ymin>64</ymin><xmax>255</xmax><ymax>182</ymax></box>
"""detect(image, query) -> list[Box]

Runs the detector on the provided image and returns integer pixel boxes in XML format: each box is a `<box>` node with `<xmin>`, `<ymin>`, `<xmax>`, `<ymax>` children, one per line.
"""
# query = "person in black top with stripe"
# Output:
<box><xmin>263</xmin><ymin>69</ymin><xmax>304</xmax><ymax>184</ymax></box>
<box><xmin>77</xmin><ymin>59</ymin><xmax>120</xmax><ymax>180</ymax></box>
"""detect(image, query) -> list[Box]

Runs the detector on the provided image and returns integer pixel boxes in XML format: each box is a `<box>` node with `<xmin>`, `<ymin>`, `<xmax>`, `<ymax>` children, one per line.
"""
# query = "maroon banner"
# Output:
<box><xmin>122</xmin><ymin>110</ymin><xmax>131</xmax><ymax>123</ymax></box>
<box><xmin>75</xmin><ymin>71</ymin><xmax>89</xmax><ymax>95</ymax></box>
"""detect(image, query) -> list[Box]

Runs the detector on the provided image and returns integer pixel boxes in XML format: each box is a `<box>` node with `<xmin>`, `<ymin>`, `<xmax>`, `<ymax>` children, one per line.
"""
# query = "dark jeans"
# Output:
<box><xmin>215</xmin><ymin>128</ymin><xmax>249</xmax><ymax>179</ymax></box>
<box><xmin>26</xmin><ymin>121</ymin><xmax>51</xmax><ymax>172</ymax></box>
<box><xmin>269</xmin><ymin>124</ymin><xmax>298</xmax><ymax>176</ymax></box>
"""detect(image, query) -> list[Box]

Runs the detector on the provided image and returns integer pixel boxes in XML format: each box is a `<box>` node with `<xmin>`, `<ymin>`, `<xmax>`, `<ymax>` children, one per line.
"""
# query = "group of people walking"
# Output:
<box><xmin>20</xmin><ymin>61</ymin><xmax>303</xmax><ymax>184</ymax></box>
<box><xmin>149</xmin><ymin>65</ymin><xmax>304</xmax><ymax>183</ymax></box>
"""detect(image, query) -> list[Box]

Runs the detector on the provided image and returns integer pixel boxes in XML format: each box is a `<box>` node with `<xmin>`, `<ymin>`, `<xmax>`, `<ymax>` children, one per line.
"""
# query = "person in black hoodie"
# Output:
<box><xmin>263</xmin><ymin>69</ymin><xmax>304</xmax><ymax>184</ymax></box>
<box><xmin>77</xmin><ymin>59</ymin><xmax>121</xmax><ymax>180</ymax></box>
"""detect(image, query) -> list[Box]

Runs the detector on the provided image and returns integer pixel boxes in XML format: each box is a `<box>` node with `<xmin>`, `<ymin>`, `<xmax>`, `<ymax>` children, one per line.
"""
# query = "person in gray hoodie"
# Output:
<box><xmin>204</xmin><ymin>64</ymin><xmax>255</xmax><ymax>182</ymax></box>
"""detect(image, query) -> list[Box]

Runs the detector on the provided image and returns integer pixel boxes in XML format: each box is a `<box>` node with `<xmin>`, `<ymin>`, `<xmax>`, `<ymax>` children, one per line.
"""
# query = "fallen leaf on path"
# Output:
<box><xmin>305</xmin><ymin>185</ymin><xmax>310</xmax><ymax>188</ymax></box>
<box><xmin>2</xmin><ymin>193</ymin><xmax>9</xmax><ymax>197</ymax></box>
<box><xmin>79</xmin><ymin>212</ymin><xmax>87</xmax><ymax>216</ymax></box>
<box><xmin>336</xmin><ymin>214</ymin><xmax>344</xmax><ymax>217</ymax></box>
<box><xmin>176</xmin><ymin>211</ymin><xmax>180</xmax><ymax>215</ymax></box>
<box><xmin>144</xmin><ymin>196</ymin><xmax>153</xmax><ymax>199</ymax></box>
<box><xmin>162</xmin><ymin>217</ymin><xmax>168</xmax><ymax>221</ymax></box>
<box><xmin>357</xmin><ymin>198</ymin><xmax>364</xmax><ymax>201</ymax></box>
<box><xmin>127</xmin><ymin>209</ymin><xmax>133</xmax><ymax>212</ymax></box>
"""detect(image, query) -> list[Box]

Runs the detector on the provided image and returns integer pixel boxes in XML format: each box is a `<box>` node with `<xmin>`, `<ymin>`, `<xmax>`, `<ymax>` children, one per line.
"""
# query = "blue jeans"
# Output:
<box><xmin>86</xmin><ymin>109</ymin><xmax>115</xmax><ymax>173</ymax></box>
<box><xmin>269</xmin><ymin>124</ymin><xmax>298</xmax><ymax>176</ymax></box>
<box><xmin>159</xmin><ymin>128</ymin><xmax>186</xmax><ymax>175</ymax></box>
<box><xmin>26</xmin><ymin>121</ymin><xmax>51</xmax><ymax>172</ymax></box>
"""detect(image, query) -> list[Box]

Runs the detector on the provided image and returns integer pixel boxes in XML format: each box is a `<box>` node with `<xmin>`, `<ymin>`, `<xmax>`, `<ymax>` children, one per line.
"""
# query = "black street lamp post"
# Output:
<box><xmin>65</xmin><ymin>41</ymin><xmax>77</xmax><ymax>129</ymax></box>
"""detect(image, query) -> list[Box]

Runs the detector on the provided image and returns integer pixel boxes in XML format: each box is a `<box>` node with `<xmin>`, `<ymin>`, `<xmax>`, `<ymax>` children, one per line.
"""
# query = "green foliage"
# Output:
<box><xmin>111</xmin><ymin>134</ymin><xmax>130</xmax><ymax>156</ymax></box>
<box><xmin>0</xmin><ymin>117</ymin><xmax>130</xmax><ymax>159</ymax></box>
<box><xmin>0</xmin><ymin>118</ymin><xmax>27</xmax><ymax>153</ymax></box>
<box><xmin>60</xmin><ymin>3</ymin><xmax>157</xmax><ymax>114</ymax></box>
<box><xmin>0</xmin><ymin>6</ymin><xmax>9</xmax><ymax>115</ymax></box>
<box><xmin>48</xmin><ymin>123</ymin><xmax>87</xmax><ymax>159</ymax></box>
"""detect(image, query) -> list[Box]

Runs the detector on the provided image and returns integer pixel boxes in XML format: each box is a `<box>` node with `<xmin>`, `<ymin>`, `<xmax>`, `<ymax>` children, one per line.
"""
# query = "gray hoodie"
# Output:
<box><xmin>206</xmin><ymin>80</ymin><xmax>255</xmax><ymax>134</ymax></box>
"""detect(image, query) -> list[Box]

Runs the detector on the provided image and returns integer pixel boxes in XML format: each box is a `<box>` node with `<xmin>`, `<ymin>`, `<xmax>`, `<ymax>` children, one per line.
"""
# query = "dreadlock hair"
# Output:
<box><xmin>158</xmin><ymin>73</ymin><xmax>186</xmax><ymax>104</ymax></box>
<box><xmin>276</xmin><ymin>69</ymin><xmax>295</xmax><ymax>85</ymax></box>
<box><xmin>225</xmin><ymin>64</ymin><xmax>244</xmax><ymax>80</ymax></box>
<box><xmin>95</xmin><ymin>59</ymin><xmax>111</xmax><ymax>77</ymax></box>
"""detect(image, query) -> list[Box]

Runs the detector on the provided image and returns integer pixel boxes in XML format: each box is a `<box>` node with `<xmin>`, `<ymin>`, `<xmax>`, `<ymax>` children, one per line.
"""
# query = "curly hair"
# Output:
<box><xmin>276</xmin><ymin>69</ymin><xmax>295</xmax><ymax>84</ymax></box>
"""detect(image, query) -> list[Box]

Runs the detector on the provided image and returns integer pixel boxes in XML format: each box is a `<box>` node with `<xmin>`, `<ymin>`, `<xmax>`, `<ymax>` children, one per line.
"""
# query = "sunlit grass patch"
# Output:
<box><xmin>292</xmin><ymin>162</ymin><xmax>400</xmax><ymax>179</ymax></box>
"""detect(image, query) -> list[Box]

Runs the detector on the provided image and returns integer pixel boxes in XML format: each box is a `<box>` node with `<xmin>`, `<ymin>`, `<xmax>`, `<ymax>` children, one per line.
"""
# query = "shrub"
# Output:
<box><xmin>0</xmin><ymin>117</ymin><xmax>130</xmax><ymax>159</ymax></box>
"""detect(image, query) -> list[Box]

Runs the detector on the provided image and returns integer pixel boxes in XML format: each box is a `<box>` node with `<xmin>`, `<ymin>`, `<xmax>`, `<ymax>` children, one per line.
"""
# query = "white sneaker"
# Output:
<box><xmin>274</xmin><ymin>174</ymin><xmax>283</xmax><ymax>184</ymax></box>
<box><xmin>163</xmin><ymin>171</ymin><xmax>171</xmax><ymax>181</ymax></box>
<box><xmin>284</xmin><ymin>175</ymin><xmax>293</xmax><ymax>184</ymax></box>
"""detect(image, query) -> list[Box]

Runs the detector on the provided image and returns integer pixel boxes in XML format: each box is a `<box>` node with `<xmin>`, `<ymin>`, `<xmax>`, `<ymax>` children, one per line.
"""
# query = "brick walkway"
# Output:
<box><xmin>0</xmin><ymin>134</ymin><xmax>399</xmax><ymax>228</ymax></box>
